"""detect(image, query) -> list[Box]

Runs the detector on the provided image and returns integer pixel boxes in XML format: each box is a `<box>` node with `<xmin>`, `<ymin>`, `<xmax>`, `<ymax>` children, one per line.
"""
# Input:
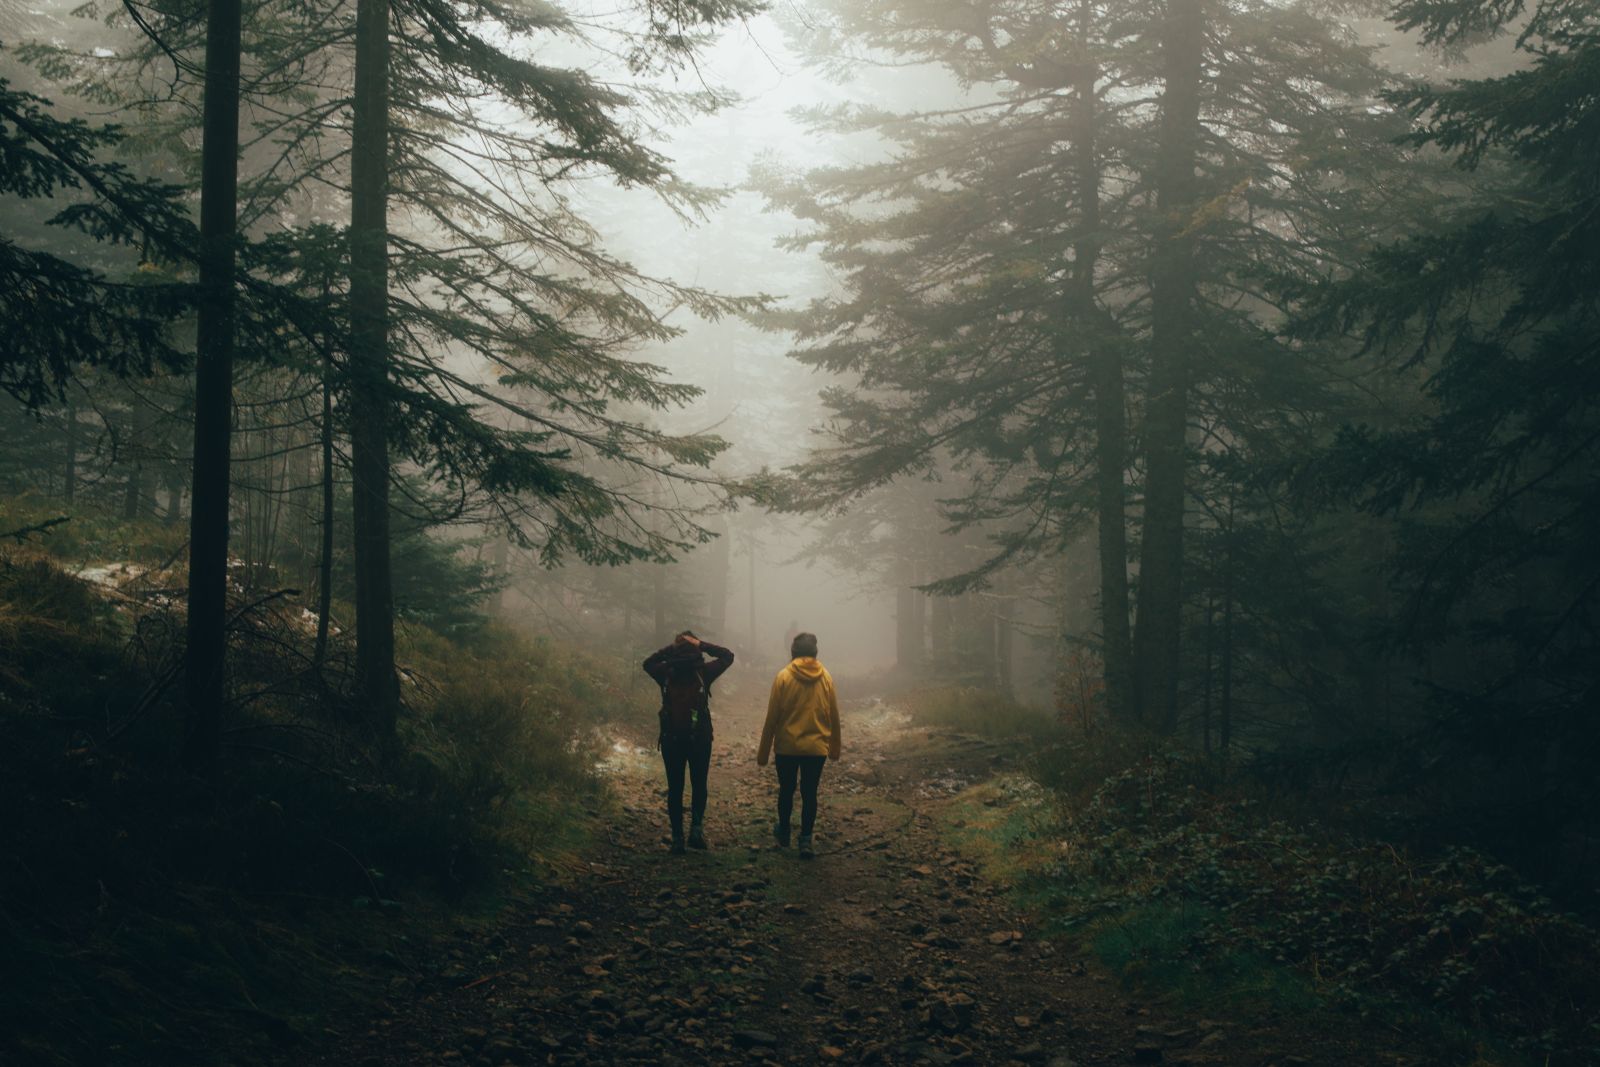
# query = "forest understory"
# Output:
<box><xmin>6</xmin><ymin>0</ymin><xmax>1600</xmax><ymax>1062</ymax></box>
<box><xmin>3</xmin><ymin>544</ymin><xmax>1595</xmax><ymax>1067</ymax></box>
<box><xmin>313</xmin><ymin>702</ymin><xmax>1495</xmax><ymax>1067</ymax></box>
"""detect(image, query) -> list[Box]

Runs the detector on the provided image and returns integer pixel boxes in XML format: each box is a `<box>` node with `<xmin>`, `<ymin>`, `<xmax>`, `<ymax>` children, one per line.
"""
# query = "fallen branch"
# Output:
<box><xmin>0</xmin><ymin>516</ymin><xmax>69</xmax><ymax>543</ymax></box>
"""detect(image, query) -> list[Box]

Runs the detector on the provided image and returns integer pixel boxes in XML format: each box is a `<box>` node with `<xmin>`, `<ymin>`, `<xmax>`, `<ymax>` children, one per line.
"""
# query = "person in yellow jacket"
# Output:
<box><xmin>757</xmin><ymin>632</ymin><xmax>841</xmax><ymax>859</ymax></box>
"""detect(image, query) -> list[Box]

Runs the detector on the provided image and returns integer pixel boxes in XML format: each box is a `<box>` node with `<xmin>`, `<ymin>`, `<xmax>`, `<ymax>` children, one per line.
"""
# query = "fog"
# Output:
<box><xmin>5</xmin><ymin>0</ymin><xmax>1600</xmax><ymax>1061</ymax></box>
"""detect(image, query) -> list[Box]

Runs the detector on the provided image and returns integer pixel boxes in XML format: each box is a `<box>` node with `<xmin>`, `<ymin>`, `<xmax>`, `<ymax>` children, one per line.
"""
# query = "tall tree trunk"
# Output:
<box><xmin>896</xmin><ymin>585</ymin><xmax>915</xmax><ymax>672</ymax></box>
<box><xmin>746</xmin><ymin>530</ymin><xmax>758</xmax><ymax>653</ymax></box>
<box><xmin>707</xmin><ymin>516</ymin><xmax>730</xmax><ymax>635</ymax></box>
<box><xmin>1132</xmin><ymin>0</ymin><xmax>1204</xmax><ymax>733</ymax></box>
<box><xmin>930</xmin><ymin>593</ymin><xmax>952</xmax><ymax>664</ymax></box>
<box><xmin>122</xmin><ymin>405</ymin><xmax>147</xmax><ymax>522</ymax></box>
<box><xmin>1200</xmin><ymin>585</ymin><xmax>1215</xmax><ymax>755</ymax></box>
<box><xmin>995</xmin><ymin>588</ymin><xmax>1014</xmax><ymax>693</ymax></box>
<box><xmin>63</xmin><ymin>392</ymin><xmax>77</xmax><ymax>506</ymax></box>
<box><xmin>258</xmin><ymin>420</ymin><xmax>290</xmax><ymax>579</ymax></box>
<box><xmin>1072</xmin><ymin>0</ymin><xmax>1133</xmax><ymax>721</ymax></box>
<box><xmin>895</xmin><ymin>558</ymin><xmax>917</xmax><ymax>672</ymax></box>
<box><xmin>349</xmin><ymin>0</ymin><xmax>398</xmax><ymax>734</ymax></box>
<box><xmin>909</xmin><ymin>562</ymin><xmax>927</xmax><ymax>668</ymax></box>
<box><xmin>623</xmin><ymin>568</ymin><xmax>633</xmax><ymax>641</ymax></box>
<box><xmin>491</xmin><ymin>534</ymin><xmax>510</xmax><ymax>614</ymax></box>
<box><xmin>313</xmin><ymin>364</ymin><xmax>336</xmax><ymax>670</ymax></box>
<box><xmin>1219</xmin><ymin>494</ymin><xmax>1236</xmax><ymax>756</ymax></box>
<box><xmin>653</xmin><ymin>564</ymin><xmax>668</xmax><ymax>645</ymax></box>
<box><xmin>164</xmin><ymin>467</ymin><xmax>183</xmax><ymax>525</ymax></box>
<box><xmin>182</xmin><ymin>0</ymin><xmax>242</xmax><ymax>777</ymax></box>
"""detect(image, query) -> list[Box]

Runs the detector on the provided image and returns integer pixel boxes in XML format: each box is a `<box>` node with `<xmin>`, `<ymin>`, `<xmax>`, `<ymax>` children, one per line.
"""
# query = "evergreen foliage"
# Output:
<box><xmin>0</xmin><ymin>73</ymin><xmax>192</xmax><ymax>407</ymax></box>
<box><xmin>1293</xmin><ymin>0</ymin><xmax>1600</xmax><ymax>863</ymax></box>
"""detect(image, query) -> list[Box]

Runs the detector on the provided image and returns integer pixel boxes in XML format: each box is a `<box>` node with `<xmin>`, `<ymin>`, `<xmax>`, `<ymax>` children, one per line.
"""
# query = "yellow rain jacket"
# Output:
<box><xmin>758</xmin><ymin>656</ymin><xmax>841</xmax><ymax>763</ymax></box>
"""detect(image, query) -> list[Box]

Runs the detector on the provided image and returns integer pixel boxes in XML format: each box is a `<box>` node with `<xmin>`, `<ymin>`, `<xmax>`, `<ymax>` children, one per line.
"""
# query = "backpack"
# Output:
<box><xmin>661</xmin><ymin>668</ymin><xmax>707</xmax><ymax>735</ymax></box>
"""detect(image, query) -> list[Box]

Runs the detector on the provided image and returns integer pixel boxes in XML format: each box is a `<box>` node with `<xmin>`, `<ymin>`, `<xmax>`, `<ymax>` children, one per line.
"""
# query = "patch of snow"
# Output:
<box><xmin>76</xmin><ymin>561</ymin><xmax>147</xmax><ymax>588</ymax></box>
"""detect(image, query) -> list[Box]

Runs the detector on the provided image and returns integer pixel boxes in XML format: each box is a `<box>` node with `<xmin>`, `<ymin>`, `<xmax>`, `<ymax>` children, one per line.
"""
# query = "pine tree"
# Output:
<box><xmin>181</xmin><ymin>0</ymin><xmax>245</xmax><ymax>776</ymax></box>
<box><xmin>1294</xmin><ymin>0</ymin><xmax>1600</xmax><ymax>850</ymax></box>
<box><xmin>27</xmin><ymin>0</ymin><xmax>766</xmax><ymax>735</ymax></box>
<box><xmin>761</xmin><ymin>0</ymin><xmax>1416</xmax><ymax>730</ymax></box>
<box><xmin>0</xmin><ymin>70</ymin><xmax>191</xmax><ymax>408</ymax></box>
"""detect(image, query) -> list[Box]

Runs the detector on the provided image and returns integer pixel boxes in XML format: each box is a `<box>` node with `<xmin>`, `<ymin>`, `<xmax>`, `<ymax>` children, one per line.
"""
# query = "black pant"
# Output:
<box><xmin>775</xmin><ymin>754</ymin><xmax>827</xmax><ymax>838</ymax></box>
<box><xmin>661</xmin><ymin>731</ymin><xmax>711</xmax><ymax>836</ymax></box>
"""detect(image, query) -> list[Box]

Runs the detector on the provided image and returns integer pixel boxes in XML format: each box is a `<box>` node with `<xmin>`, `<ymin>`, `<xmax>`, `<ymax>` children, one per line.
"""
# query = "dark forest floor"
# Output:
<box><xmin>311</xmin><ymin>698</ymin><xmax>1448</xmax><ymax>1067</ymax></box>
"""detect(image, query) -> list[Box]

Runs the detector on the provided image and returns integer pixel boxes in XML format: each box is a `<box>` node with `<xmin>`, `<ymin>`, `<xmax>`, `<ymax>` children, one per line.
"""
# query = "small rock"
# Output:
<box><xmin>733</xmin><ymin>1029</ymin><xmax>780</xmax><ymax>1049</ymax></box>
<box><xmin>921</xmin><ymin>993</ymin><xmax>976</xmax><ymax>1034</ymax></box>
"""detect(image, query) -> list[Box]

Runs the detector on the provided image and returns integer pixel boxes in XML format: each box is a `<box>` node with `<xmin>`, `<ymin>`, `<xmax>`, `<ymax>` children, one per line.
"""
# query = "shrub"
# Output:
<box><xmin>1050</xmin><ymin>755</ymin><xmax>1600</xmax><ymax>1063</ymax></box>
<box><xmin>902</xmin><ymin>684</ymin><xmax>1059</xmax><ymax>739</ymax></box>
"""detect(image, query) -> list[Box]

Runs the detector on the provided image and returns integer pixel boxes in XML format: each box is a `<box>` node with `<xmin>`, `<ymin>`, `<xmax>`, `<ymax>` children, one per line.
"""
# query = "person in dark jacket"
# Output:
<box><xmin>643</xmin><ymin>630</ymin><xmax>734</xmax><ymax>854</ymax></box>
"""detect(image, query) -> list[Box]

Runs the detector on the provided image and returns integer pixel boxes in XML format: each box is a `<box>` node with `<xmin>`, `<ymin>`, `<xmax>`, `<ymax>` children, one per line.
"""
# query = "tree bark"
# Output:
<box><xmin>491</xmin><ymin>534</ymin><xmax>510</xmax><ymax>614</ymax></box>
<box><xmin>1132</xmin><ymin>0</ymin><xmax>1205</xmax><ymax>733</ymax></box>
<box><xmin>182</xmin><ymin>0</ymin><xmax>242</xmax><ymax>777</ymax></box>
<box><xmin>313</xmin><ymin>364</ymin><xmax>335</xmax><ymax>670</ymax></box>
<box><xmin>653</xmin><ymin>564</ymin><xmax>668</xmax><ymax>645</ymax></box>
<box><xmin>63</xmin><ymin>392</ymin><xmax>77</xmax><ymax>505</ymax></box>
<box><xmin>164</xmin><ymin>467</ymin><xmax>183</xmax><ymax>526</ymax></box>
<box><xmin>909</xmin><ymin>563</ymin><xmax>926</xmax><ymax>668</ymax></box>
<box><xmin>896</xmin><ymin>584</ymin><xmax>915</xmax><ymax>672</ymax></box>
<box><xmin>995</xmin><ymin>590</ymin><xmax>1014</xmax><ymax>693</ymax></box>
<box><xmin>930</xmin><ymin>593</ymin><xmax>952</xmax><ymax>663</ymax></box>
<box><xmin>122</xmin><ymin>405</ymin><xmax>147</xmax><ymax>522</ymax></box>
<box><xmin>707</xmin><ymin>516</ymin><xmax>730</xmax><ymax>635</ymax></box>
<box><xmin>349</xmin><ymin>0</ymin><xmax>398</xmax><ymax>734</ymax></box>
<box><xmin>1219</xmin><ymin>495</ymin><xmax>1236</xmax><ymax>755</ymax></box>
<box><xmin>746</xmin><ymin>530</ymin><xmax>758</xmax><ymax>653</ymax></box>
<box><xmin>1072</xmin><ymin>0</ymin><xmax>1133</xmax><ymax>721</ymax></box>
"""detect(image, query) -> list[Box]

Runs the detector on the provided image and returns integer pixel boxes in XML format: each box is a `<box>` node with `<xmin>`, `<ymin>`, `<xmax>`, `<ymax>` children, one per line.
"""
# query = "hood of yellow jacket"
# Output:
<box><xmin>788</xmin><ymin>656</ymin><xmax>825</xmax><ymax>683</ymax></box>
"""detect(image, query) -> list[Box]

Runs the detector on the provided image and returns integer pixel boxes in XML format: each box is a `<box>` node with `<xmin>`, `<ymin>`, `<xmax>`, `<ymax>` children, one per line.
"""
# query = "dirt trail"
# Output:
<box><xmin>317</xmin><ymin>698</ymin><xmax>1326</xmax><ymax>1066</ymax></box>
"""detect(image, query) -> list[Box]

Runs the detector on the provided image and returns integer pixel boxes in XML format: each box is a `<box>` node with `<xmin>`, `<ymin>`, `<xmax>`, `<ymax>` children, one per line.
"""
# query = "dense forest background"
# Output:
<box><xmin>2</xmin><ymin>0</ymin><xmax>1598</xmax><ymax>1063</ymax></box>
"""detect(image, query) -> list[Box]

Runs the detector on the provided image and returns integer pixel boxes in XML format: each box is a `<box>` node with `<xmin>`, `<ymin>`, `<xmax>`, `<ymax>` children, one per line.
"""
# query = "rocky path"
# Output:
<box><xmin>320</xmin><ymin>700</ymin><xmax>1367</xmax><ymax>1067</ymax></box>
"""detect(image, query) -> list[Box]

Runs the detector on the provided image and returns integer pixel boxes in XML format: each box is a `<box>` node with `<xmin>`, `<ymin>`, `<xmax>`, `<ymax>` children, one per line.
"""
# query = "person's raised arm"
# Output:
<box><xmin>757</xmin><ymin>674</ymin><xmax>783</xmax><ymax>767</ymax></box>
<box><xmin>642</xmin><ymin>647</ymin><xmax>672</xmax><ymax>685</ymax></box>
<box><xmin>699</xmin><ymin>640</ymin><xmax>735</xmax><ymax>685</ymax></box>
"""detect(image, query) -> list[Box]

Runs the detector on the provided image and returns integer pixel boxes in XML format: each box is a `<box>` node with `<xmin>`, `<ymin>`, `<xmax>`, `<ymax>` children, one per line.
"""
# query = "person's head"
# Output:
<box><xmin>673</xmin><ymin>629</ymin><xmax>698</xmax><ymax>649</ymax></box>
<box><xmin>790</xmin><ymin>632</ymin><xmax>818</xmax><ymax>659</ymax></box>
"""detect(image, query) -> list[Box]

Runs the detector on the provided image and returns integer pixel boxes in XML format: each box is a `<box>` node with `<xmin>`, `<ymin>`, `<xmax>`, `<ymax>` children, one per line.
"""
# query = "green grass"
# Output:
<box><xmin>924</xmin><ymin>754</ymin><xmax>1568</xmax><ymax>1067</ymax></box>
<box><xmin>1087</xmin><ymin>902</ymin><xmax>1319</xmax><ymax>1015</ymax></box>
<box><xmin>902</xmin><ymin>685</ymin><xmax>1060</xmax><ymax>740</ymax></box>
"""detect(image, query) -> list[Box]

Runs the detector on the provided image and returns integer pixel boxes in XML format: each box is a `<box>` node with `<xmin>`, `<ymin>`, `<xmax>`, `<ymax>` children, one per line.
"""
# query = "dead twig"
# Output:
<box><xmin>0</xmin><ymin>516</ymin><xmax>69</xmax><ymax>543</ymax></box>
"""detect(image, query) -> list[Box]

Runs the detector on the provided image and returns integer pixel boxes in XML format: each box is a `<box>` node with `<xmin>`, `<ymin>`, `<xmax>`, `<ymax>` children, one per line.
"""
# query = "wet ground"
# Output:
<box><xmin>321</xmin><ymin>698</ymin><xmax>1432</xmax><ymax>1066</ymax></box>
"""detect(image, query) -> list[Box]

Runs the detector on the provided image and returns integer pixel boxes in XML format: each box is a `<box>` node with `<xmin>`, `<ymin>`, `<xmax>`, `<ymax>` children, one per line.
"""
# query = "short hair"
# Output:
<box><xmin>674</xmin><ymin>629</ymin><xmax>697</xmax><ymax>641</ymax></box>
<box><xmin>791</xmin><ymin>632</ymin><xmax>818</xmax><ymax>658</ymax></box>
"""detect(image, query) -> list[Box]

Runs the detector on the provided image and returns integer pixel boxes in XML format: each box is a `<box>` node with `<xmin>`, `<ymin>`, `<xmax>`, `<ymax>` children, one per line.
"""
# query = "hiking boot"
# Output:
<box><xmin>797</xmin><ymin>834</ymin><xmax>814</xmax><ymax>859</ymax></box>
<box><xmin>688</xmin><ymin>821</ymin><xmax>708</xmax><ymax>850</ymax></box>
<box><xmin>773</xmin><ymin>821</ymin><xmax>790</xmax><ymax>849</ymax></box>
<box><xmin>670</xmin><ymin>830</ymin><xmax>686</xmax><ymax>855</ymax></box>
